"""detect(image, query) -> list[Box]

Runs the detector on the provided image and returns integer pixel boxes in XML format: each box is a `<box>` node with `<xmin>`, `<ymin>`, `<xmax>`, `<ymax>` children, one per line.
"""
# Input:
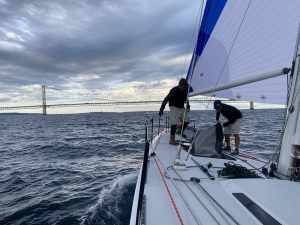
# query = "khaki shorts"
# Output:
<box><xmin>169</xmin><ymin>106</ymin><xmax>189</xmax><ymax>125</ymax></box>
<box><xmin>224</xmin><ymin>118</ymin><xmax>243</xmax><ymax>135</ymax></box>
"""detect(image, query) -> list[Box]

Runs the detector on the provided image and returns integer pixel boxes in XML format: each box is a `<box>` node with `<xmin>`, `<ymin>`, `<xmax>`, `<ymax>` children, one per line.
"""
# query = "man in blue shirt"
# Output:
<box><xmin>214</xmin><ymin>100</ymin><xmax>243</xmax><ymax>155</ymax></box>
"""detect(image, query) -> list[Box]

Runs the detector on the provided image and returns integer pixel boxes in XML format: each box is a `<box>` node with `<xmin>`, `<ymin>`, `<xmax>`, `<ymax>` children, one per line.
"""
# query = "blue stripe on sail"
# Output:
<box><xmin>186</xmin><ymin>0</ymin><xmax>227</xmax><ymax>90</ymax></box>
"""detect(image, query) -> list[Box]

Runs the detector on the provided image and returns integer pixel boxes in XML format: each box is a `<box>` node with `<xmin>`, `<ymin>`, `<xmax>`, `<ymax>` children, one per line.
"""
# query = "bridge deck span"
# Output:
<box><xmin>0</xmin><ymin>100</ymin><xmax>244</xmax><ymax>110</ymax></box>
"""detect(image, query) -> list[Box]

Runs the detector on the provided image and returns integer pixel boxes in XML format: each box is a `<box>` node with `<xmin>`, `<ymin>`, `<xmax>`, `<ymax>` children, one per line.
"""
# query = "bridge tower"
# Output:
<box><xmin>42</xmin><ymin>85</ymin><xmax>46</xmax><ymax>115</ymax></box>
<box><xmin>250</xmin><ymin>101</ymin><xmax>254</xmax><ymax>109</ymax></box>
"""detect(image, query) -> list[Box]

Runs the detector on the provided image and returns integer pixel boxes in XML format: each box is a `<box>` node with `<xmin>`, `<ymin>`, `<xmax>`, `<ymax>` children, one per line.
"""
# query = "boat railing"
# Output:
<box><xmin>135</xmin><ymin>115</ymin><xmax>171</xmax><ymax>224</ymax></box>
<box><xmin>135</xmin><ymin>121</ymin><xmax>150</xmax><ymax>225</ymax></box>
<box><xmin>147</xmin><ymin>114</ymin><xmax>196</xmax><ymax>144</ymax></box>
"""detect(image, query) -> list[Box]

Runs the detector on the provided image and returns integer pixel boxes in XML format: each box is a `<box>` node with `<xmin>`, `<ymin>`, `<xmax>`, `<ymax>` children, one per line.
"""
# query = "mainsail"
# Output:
<box><xmin>187</xmin><ymin>0</ymin><xmax>300</xmax><ymax>104</ymax></box>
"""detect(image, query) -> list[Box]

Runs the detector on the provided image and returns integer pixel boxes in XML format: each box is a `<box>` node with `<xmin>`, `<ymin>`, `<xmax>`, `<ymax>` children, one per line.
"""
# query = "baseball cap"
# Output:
<box><xmin>214</xmin><ymin>100</ymin><xmax>221</xmax><ymax>109</ymax></box>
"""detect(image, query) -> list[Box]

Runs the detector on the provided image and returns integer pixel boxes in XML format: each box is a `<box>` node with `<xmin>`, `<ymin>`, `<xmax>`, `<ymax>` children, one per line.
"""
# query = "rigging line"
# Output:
<box><xmin>268</xmin><ymin>62</ymin><xmax>300</xmax><ymax>169</ymax></box>
<box><xmin>197</xmin><ymin>2</ymin><xmax>241</xmax><ymax>64</ymax></box>
<box><xmin>193</xmin><ymin>0</ymin><xmax>243</xmax><ymax>68</ymax></box>
<box><xmin>231</xmin><ymin>0</ymin><xmax>269</xmax><ymax>33</ymax></box>
<box><xmin>285</xmin><ymin>71</ymin><xmax>294</xmax><ymax>120</ymax></box>
<box><xmin>191</xmin><ymin>0</ymin><xmax>218</xmax><ymax>73</ymax></box>
<box><xmin>176</xmin><ymin>0</ymin><xmax>216</xmax><ymax>158</ymax></box>
<box><xmin>207</xmin><ymin>0</ymin><xmax>253</xmax><ymax>111</ymax></box>
<box><xmin>215</xmin><ymin>0</ymin><xmax>262</xmax><ymax>42</ymax></box>
<box><xmin>175</xmin><ymin>178</ymin><xmax>192</xmax><ymax>225</ymax></box>
<box><xmin>268</xmin><ymin>87</ymin><xmax>300</xmax><ymax>169</ymax></box>
<box><xmin>293</xmin><ymin>25</ymin><xmax>300</xmax><ymax>59</ymax></box>
<box><xmin>191</xmin><ymin>96</ymin><xmax>214</xmax><ymax>110</ymax></box>
<box><xmin>164</xmin><ymin>168</ymin><xmax>263</xmax><ymax>180</ymax></box>
<box><xmin>152</xmin><ymin>155</ymin><xmax>185</xmax><ymax>225</ymax></box>
<box><xmin>190</xmin><ymin>0</ymin><xmax>223</xmax><ymax>73</ymax></box>
<box><xmin>212</xmin><ymin>1</ymin><xmax>245</xmax><ymax>47</ymax></box>
<box><xmin>229</xmin><ymin>0</ymin><xmax>282</xmax><ymax>49</ymax></box>
<box><xmin>176</xmin><ymin>0</ymin><xmax>226</xmax><ymax>166</ymax></box>
<box><xmin>171</xmin><ymin>167</ymin><xmax>220</xmax><ymax>225</ymax></box>
<box><xmin>183</xmin><ymin>0</ymin><xmax>252</xmax><ymax>162</ymax></box>
<box><xmin>192</xmin><ymin>181</ymin><xmax>238</xmax><ymax>225</ymax></box>
<box><xmin>181</xmin><ymin>0</ymin><xmax>205</xmax><ymax>78</ymax></box>
<box><xmin>154</xmin><ymin>152</ymin><xmax>203</xmax><ymax>225</ymax></box>
<box><xmin>187</xmin><ymin>0</ymin><xmax>215</xmax><ymax>82</ymax></box>
<box><xmin>202</xmin><ymin>0</ymin><xmax>268</xmax><ymax>62</ymax></box>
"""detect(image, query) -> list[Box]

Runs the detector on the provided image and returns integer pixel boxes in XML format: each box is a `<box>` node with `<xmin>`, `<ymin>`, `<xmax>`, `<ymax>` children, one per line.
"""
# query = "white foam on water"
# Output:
<box><xmin>79</xmin><ymin>173</ymin><xmax>138</xmax><ymax>225</ymax></box>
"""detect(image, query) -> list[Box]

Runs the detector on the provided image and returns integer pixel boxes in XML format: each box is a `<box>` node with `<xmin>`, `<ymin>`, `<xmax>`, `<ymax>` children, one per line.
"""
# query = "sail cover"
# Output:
<box><xmin>187</xmin><ymin>0</ymin><xmax>300</xmax><ymax>104</ymax></box>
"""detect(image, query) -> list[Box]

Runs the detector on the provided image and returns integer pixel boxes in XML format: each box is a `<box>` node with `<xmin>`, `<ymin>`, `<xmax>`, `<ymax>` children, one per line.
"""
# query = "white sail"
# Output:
<box><xmin>187</xmin><ymin>0</ymin><xmax>300</xmax><ymax>104</ymax></box>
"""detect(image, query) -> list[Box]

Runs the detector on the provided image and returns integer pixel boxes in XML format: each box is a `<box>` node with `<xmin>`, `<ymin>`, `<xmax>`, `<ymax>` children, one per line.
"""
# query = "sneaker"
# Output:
<box><xmin>222</xmin><ymin>146</ymin><xmax>231</xmax><ymax>151</ymax></box>
<box><xmin>176</xmin><ymin>129</ymin><xmax>187</xmax><ymax>138</ymax></box>
<box><xmin>230</xmin><ymin>149</ymin><xmax>239</xmax><ymax>155</ymax></box>
<box><xmin>169</xmin><ymin>138</ymin><xmax>176</xmax><ymax>145</ymax></box>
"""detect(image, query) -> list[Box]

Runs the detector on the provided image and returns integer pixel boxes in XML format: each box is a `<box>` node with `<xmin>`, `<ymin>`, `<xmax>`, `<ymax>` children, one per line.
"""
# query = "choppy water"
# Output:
<box><xmin>0</xmin><ymin>108</ymin><xmax>285</xmax><ymax>225</ymax></box>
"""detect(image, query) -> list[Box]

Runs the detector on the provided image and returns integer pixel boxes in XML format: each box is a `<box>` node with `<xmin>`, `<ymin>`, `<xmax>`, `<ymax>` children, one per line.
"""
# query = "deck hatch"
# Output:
<box><xmin>232</xmin><ymin>193</ymin><xmax>281</xmax><ymax>225</ymax></box>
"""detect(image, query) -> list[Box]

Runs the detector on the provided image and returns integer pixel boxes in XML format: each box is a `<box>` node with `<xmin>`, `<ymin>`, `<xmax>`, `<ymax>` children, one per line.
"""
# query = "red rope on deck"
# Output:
<box><xmin>153</xmin><ymin>156</ymin><xmax>184</xmax><ymax>225</ymax></box>
<box><xmin>152</xmin><ymin>113</ymin><xmax>184</xmax><ymax>224</ymax></box>
<box><xmin>239</xmin><ymin>152</ymin><xmax>267</xmax><ymax>163</ymax></box>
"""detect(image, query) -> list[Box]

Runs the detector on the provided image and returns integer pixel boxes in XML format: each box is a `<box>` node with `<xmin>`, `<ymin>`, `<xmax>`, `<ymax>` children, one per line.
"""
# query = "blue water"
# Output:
<box><xmin>0</xmin><ymin>109</ymin><xmax>285</xmax><ymax>225</ymax></box>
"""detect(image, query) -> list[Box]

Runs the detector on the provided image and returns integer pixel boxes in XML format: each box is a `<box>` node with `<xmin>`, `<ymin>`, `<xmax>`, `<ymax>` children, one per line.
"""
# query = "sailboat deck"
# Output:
<box><xmin>134</xmin><ymin>131</ymin><xmax>300</xmax><ymax>225</ymax></box>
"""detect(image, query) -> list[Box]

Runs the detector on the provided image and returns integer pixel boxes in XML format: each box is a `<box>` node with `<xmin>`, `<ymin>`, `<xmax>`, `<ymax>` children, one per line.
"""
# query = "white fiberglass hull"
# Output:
<box><xmin>130</xmin><ymin>131</ymin><xmax>300</xmax><ymax>225</ymax></box>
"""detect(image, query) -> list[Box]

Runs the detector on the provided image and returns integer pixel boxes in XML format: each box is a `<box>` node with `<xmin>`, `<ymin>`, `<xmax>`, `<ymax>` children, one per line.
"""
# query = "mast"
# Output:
<box><xmin>277</xmin><ymin>26</ymin><xmax>300</xmax><ymax>176</ymax></box>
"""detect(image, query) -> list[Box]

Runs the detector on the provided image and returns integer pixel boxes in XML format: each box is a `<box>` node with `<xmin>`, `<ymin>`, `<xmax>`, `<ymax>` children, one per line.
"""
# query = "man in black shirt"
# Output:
<box><xmin>214</xmin><ymin>100</ymin><xmax>243</xmax><ymax>155</ymax></box>
<box><xmin>159</xmin><ymin>78</ymin><xmax>190</xmax><ymax>145</ymax></box>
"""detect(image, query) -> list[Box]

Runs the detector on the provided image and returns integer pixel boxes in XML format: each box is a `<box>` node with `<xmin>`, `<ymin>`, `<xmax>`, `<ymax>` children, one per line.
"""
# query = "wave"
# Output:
<box><xmin>79</xmin><ymin>173</ymin><xmax>138</xmax><ymax>225</ymax></box>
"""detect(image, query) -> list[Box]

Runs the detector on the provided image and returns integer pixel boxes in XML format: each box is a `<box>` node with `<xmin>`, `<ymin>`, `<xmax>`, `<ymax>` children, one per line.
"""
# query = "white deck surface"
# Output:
<box><xmin>131</xmin><ymin>131</ymin><xmax>300</xmax><ymax>225</ymax></box>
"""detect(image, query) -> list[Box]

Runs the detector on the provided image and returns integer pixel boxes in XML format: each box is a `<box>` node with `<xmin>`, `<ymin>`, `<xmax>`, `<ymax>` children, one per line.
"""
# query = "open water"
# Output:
<box><xmin>0</xmin><ymin>108</ymin><xmax>285</xmax><ymax>225</ymax></box>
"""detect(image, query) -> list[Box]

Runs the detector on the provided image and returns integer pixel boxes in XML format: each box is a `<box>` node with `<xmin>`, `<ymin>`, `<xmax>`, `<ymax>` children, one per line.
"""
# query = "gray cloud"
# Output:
<box><xmin>0</xmin><ymin>0</ymin><xmax>200</xmax><ymax>97</ymax></box>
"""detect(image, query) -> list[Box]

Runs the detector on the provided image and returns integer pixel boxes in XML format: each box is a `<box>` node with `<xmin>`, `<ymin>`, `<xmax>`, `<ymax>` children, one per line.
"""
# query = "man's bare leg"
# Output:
<box><xmin>176</xmin><ymin>124</ymin><xmax>182</xmax><ymax>130</ymax></box>
<box><xmin>225</xmin><ymin>134</ymin><xmax>230</xmax><ymax>147</ymax></box>
<box><xmin>233</xmin><ymin>134</ymin><xmax>240</xmax><ymax>149</ymax></box>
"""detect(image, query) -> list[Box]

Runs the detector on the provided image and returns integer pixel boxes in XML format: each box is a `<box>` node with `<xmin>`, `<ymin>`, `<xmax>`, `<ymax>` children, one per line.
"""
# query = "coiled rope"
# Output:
<box><xmin>217</xmin><ymin>161</ymin><xmax>261</xmax><ymax>179</ymax></box>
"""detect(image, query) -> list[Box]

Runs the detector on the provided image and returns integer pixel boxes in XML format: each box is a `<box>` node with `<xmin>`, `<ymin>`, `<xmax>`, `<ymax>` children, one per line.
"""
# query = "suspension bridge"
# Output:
<box><xmin>0</xmin><ymin>85</ymin><xmax>248</xmax><ymax>114</ymax></box>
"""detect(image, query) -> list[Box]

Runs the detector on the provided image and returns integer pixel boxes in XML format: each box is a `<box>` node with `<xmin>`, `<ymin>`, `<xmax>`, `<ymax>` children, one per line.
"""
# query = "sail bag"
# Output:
<box><xmin>185</xmin><ymin>123</ymin><xmax>223</xmax><ymax>157</ymax></box>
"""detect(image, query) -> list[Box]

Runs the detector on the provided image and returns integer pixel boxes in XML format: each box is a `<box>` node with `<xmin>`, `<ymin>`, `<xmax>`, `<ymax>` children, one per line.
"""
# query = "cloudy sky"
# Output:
<box><xmin>0</xmin><ymin>0</ymin><xmax>205</xmax><ymax>113</ymax></box>
<box><xmin>0</xmin><ymin>0</ymin><xmax>284</xmax><ymax>114</ymax></box>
